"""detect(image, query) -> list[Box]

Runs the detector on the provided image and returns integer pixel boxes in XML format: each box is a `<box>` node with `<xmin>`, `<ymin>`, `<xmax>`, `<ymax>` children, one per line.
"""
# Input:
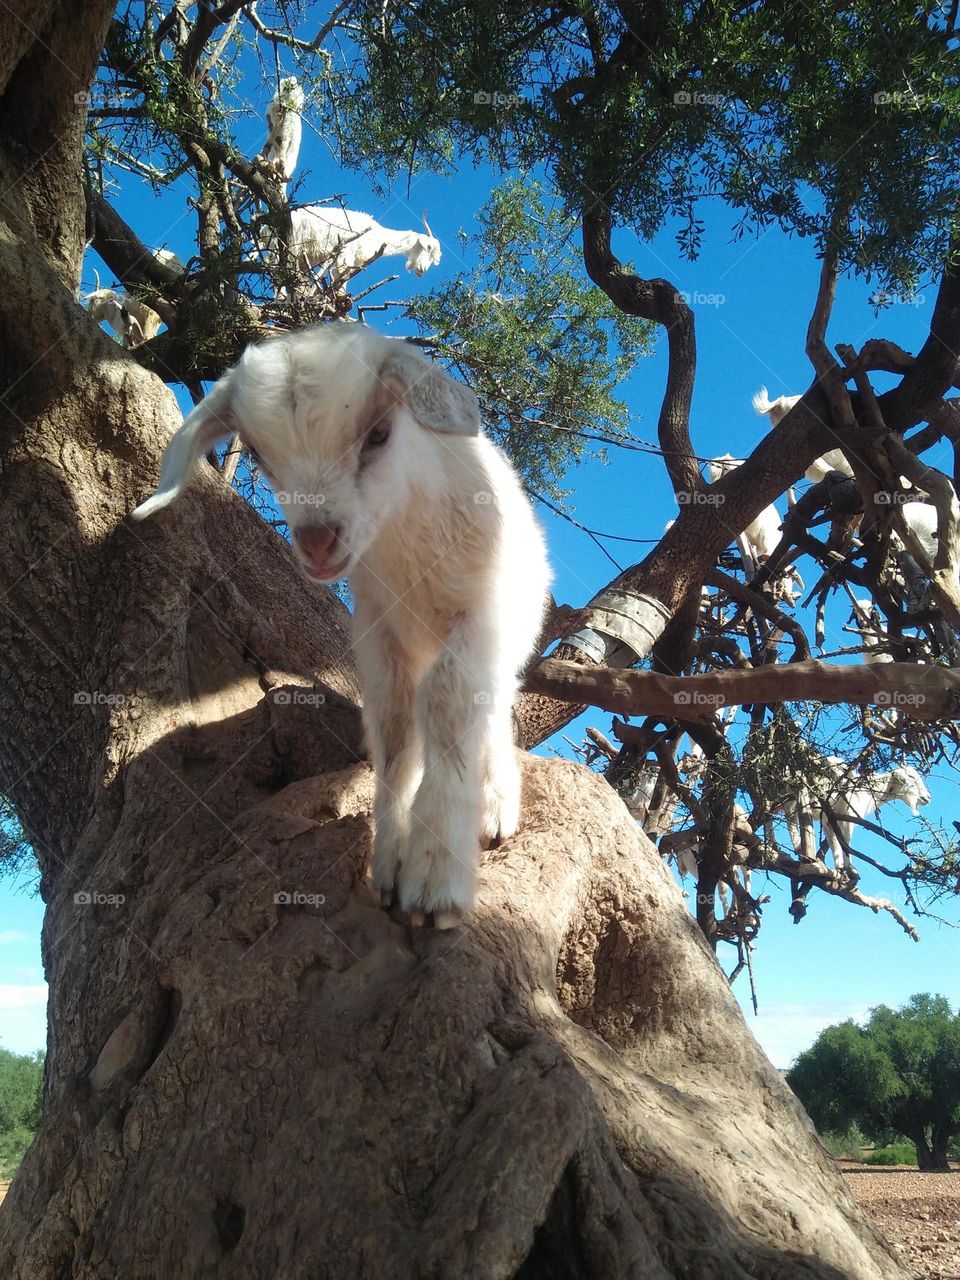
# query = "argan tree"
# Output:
<box><xmin>0</xmin><ymin>1</ymin><xmax>955</xmax><ymax>1276</ymax></box>
<box><xmin>789</xmin><ymin>994</ymin><xmax>960</xmax><ymax>1172</ymax></box>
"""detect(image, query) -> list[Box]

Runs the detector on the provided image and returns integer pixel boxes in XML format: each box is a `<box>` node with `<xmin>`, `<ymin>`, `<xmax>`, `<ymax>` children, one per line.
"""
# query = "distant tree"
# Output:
<box><xmin>0</xmin><ymin>1048</ymin><xmax>44</xmax><ymax>1179</ymax></box>
<box><xmin>788</xmin><ymin>994</ymin><xmax>960</xmax><ymax>1172</ymax></box>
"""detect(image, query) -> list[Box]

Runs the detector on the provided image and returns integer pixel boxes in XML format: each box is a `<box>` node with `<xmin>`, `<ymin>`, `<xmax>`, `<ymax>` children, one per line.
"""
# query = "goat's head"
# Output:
<box><xmin>403</xmin><ymin>234</ymin><xmax>442</xmax><ymax>277</ymax></box>
<box><xmin>886</xmin><ymin>764</ymin><xmax>931</xmax><ymax>813</ymax></box>
<box><xmin>131</xmin><ymin>323</ymin><xmax>481</xmax><ymax>582</ymax></box>
<box><xmin>276</xmin><ymin>76</ymin><xmax>305</xmax><ymax>111</ymax></box>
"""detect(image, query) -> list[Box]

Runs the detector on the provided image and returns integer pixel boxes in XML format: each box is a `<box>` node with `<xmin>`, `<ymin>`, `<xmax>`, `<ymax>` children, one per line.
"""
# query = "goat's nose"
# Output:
<box><xmin>294</xmin><ymin>523</ymin><xmax>341</xmax><ymax>561</ymax></box>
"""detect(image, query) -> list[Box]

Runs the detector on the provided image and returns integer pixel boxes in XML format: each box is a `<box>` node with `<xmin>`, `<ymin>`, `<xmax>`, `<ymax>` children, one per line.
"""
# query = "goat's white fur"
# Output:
<box><xmin>131</xmin><ymin>322</ymin><xmax>551</xmax><ymax>922</ymax></box>
<box><xmin>752</xmin><ymin>386</ymin><xmax>854</xmax><ymax>483</ymax></box>
<box><xmin>258</xmin><ymin>76</ymin><xmax>305</xmax><ymax>191</ymax></box>
<box><xmin>152</xmin><ymin>247</ymin><xmax>186</xmax><ymax>273</ymax></box>
<box><xmin>707</xmin><ymin>453</ymin><xmax>782</xmax><ymax>577</ymax></box>
<box><xmin>85</xmin><ymin>283</ymin><xmax>161</xmax><ymax>348</ymax></box>
<box><xmin>776</xmin><ymin>759</ymin><xmax>930</xmax><ymax>870</ymax></box>
<box><xmin>850</xmin><ymin>597</ymin><xmax>893</xmax><ymax>664</ymax></box>
<box><xmin>275</xmin><ymin>206</ymin><xmax>442</xmax><ymax>287</ymax></box>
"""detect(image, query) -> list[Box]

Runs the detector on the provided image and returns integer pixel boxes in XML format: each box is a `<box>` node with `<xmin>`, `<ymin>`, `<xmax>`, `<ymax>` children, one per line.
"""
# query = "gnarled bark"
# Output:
<box><xmin>0</xmin><ymin>748</ymin><xmax>908</xmax><ymax>1279</ymax></box>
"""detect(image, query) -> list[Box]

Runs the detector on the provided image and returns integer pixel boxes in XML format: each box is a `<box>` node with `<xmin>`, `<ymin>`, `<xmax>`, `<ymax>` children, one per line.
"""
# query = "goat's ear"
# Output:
<box><xmin>381</xmin><ymin>345</ymin><xmax>480</xmax><ymax>436</ymax></box>
<box><xmin>131</xmin><ymin>376</ymin><xmax>235</xmax><ymax>520</ymax></box>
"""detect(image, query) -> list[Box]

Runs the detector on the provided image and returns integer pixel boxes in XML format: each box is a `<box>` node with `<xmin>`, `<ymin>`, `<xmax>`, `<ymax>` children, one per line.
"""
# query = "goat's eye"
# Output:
<box><xmin>365</xmin><ymin>421</ymin><xmax>391</xmax><ymax>450</ymax></box>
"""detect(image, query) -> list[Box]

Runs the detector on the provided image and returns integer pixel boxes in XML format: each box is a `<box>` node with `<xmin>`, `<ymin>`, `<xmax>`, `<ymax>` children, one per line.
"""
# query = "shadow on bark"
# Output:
<box><xmin>0</xmin><ymin>713</ymin><xmax>908</xmax><ymax>1277</ymax></box>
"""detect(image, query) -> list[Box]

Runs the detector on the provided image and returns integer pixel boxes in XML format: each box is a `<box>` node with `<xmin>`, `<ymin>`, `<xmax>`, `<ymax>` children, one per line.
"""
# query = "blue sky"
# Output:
<box><xmin>2</xmin><ymin>36</ymin><xmax>958</xmax><ymax>1071</ymax></box>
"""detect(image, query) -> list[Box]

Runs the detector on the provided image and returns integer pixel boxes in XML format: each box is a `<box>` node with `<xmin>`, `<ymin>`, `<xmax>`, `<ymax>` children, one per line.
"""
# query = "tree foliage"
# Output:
<box><xmin>788</xmin><ymin>994</ymin><xmax>960</xmax><ymax>1171</ymax></box>
<box><xmin>341</xmin><ymin>0</ymin><xmax>960</xmax><ymax>286</ymax></box>
<box><xmin>0</xmin><ymin>1048</ymin><xmax>43</xmax><ymax>1179</ymax></box>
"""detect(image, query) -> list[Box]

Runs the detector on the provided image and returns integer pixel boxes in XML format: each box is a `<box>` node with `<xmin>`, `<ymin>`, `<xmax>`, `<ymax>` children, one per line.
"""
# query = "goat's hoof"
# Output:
<box><xmin>432</xmin><ymin>910</ymin><xmax>462</xmax><ymax>931</ymax></box>
<box><xmin>407</xmin><ymin>909</ymin><xmax>427</xmax><ymax>928</ymax></box>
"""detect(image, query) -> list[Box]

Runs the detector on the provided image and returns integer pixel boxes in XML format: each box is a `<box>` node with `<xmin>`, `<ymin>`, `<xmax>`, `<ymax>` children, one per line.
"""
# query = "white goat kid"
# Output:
<box><xmin>752</xmin><ymin>386</ymin><xmax>853</xmax><ymax>483</ymax></box>
<box><xmin>779</xmin><ymin>761</ymin><xmax>930</xmax><ymax>871</ymax></box>
<box><xmin>281</xmin><ymin>206</ymin><xmax>442</xmax><ymax>288</ymax></box>
<box><xmin>132</xmin><ymin>323</ymin><xmax>551</xmax><ymax>927</ymax></box>
<box><xmin>85</xmin><ymin>285</ymin><xmax>161</xmax><ymax>348</ymax></box>
<box><xmin>258</xmin><ymin>76</ymin><xmax>305</xmax><ymax>193</ymax></box>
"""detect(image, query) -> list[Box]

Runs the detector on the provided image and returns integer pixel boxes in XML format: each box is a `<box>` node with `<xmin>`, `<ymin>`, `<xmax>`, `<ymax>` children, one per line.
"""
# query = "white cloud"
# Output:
<box><xmin>0</xmin><ymin>983</ymin><xmax>48</xmax><ymax>1055</ymax></box>
<box><xmin>0</xmin><ymin>930</ymin><xmax>29</xmax><ymax>946</ymax></box>
<box><xmin>739</xmin><ymin>999</ymin><xmax>872</xmax><ymax>1071</ymax></box>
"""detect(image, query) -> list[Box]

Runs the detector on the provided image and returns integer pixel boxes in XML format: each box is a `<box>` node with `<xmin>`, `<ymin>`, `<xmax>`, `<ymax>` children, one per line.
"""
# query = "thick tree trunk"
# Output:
<box><xmin>0</xmin><ymin>746</ymin><xmax>909</xmax><ymax>1280</ymax></box>
<box><xmin>0</xmin><ymin>12</ymin><xmax>908</xmax><ymax>1277</ymax></box>
<box><xmin>914</xmin><ymin>1129</ymin><xmax>951</xmax><ymax>1173</ymax></box>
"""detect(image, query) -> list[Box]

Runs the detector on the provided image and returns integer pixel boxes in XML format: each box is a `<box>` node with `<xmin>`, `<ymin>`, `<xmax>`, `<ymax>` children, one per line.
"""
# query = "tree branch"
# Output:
<box><xmin>524</xmin><ymin>657</ymin><xmax>960</xmax><ymax>722</ymax></box>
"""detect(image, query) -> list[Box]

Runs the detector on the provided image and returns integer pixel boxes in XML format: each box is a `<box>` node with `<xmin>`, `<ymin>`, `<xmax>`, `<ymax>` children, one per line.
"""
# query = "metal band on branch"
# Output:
<box><xmin>565</xmin><ymin>589</ymin><xmax>673</xmax><ymax>666</ymax></box>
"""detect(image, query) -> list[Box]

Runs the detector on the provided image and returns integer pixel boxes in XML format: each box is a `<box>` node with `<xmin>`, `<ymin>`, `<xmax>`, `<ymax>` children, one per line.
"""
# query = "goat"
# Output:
<box><xmin>707</xmin><ymin>453</ymin><xmax>783</xmax><ymax>577</ymax></box>
<box><xmin>152</xmin><ymin>247</ymin><xmax>186</xmax><ymax>274</ymax></box>
<box><xmin>752</xmin><ymin>386</ymin><xmax>853</xmax><ymax>483</ymax></box>
<box><xmin>776</xmin><ymin>759</ymin><xmax>930</xmax><ymax>871</ymax></box>
<box><xmin>849</xmin><ymin>597</ymin><xmax>893</xmax><ymax>664</ymax></box>
<box><xmin>131</xmin><ymin>322</ymin><xmax>551</xmax><ymax>927</ymax></box>
<box><xmin>85</xmin><ymin>276</ymin><xmax>161</xmax><ymax>348</ymax></box>
<box><xmin>274</xmin><ymin>206</ymin><xmax>442</xmax><ymax>289</ymax></box>
<box><xmin>258</xmin><ymin>76</ymin><xmax>305</xmax><ymax>192</ymax></box>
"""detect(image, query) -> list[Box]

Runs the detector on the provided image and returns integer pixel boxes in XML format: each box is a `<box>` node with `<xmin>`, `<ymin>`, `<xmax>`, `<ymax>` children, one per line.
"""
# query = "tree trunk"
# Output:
<box><xmin>0</xmin><ymin>12</ymin><xmax>909</xmax><ymax>1277</ymax></box>
<box><xmin>916</xmin><ymin>1127</ymin><xmax>951</xmax><ymax>1173</ymax></box>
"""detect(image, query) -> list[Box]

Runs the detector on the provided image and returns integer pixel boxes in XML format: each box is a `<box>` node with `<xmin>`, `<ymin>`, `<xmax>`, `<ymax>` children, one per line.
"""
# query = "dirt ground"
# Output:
<box><xmin>1</xmin><ymin>1169</ymin><xmax>957</xmax><ymax>1274</ymax></box>
<box><xmin>840</xmin><ymin>1161</ymin><xmax>960</xmax><ymax>1280</ymax></box>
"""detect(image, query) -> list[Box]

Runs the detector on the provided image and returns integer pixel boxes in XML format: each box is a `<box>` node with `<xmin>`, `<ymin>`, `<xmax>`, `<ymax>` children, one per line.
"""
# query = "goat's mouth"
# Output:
<box><xmin>300</xmin><ymin>554</ymin><xmax>351</xmax><ymax>582</ymax></box>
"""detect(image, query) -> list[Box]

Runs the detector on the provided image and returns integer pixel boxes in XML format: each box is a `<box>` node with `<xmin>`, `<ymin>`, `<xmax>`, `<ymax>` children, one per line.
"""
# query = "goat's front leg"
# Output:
<box><xmin>353</xmin><ymin>618</ymin><xmax>423</xmax><ymax>908</ymax></box>
<box><xmin>478</xmin><ymin>695</ymin><xmax>522</xmax><ymax>848</ymax></box>
<box><xmin>400</xmin><ymin>617</ymin><xmax>494</xmax><ymax>927</ymax></box>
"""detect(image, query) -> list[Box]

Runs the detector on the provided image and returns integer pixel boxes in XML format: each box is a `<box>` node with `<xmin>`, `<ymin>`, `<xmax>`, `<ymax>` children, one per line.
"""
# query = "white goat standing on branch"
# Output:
<box><xmin>776</xmin><ymin>760</ymin><xmax>930</xmax><ymax>871</ymax></box>
<box><xmin>84</xmin><ymin>272</ymin><xmax>162</xmax><ymax>348</ymax></box>
<box><xmin>276</xmin><ymin>206</ymin><xmax>442</xmax><ymax>289</ymax></box>
<box><xmin>707</xmin><ymin>453</ymin><xmax>783</xmax><ymax>578</ymax></box>
<box><xmin>257</xmin><ymin>76</ymin><xmax>305</xmax><ymax>194</ymax></box>
<box><xmin>752</xmin><ymin>386</ymin><xmax>854</xmax><ymax>483</ymax></box>
<box><xmin>131</xmin><ymin>322</ymin><xmax>550</xmax><ymax>928</ymax></box>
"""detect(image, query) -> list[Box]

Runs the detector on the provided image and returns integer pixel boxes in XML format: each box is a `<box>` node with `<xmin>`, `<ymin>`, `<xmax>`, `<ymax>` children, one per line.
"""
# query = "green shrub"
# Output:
<box><xmin>863</xmin><ymin>1142</ymin><xmax>918</xmax><ymax>1166</ymax></box>
<box><xmin>821</xmin><ymin>1125</ymin><xmax>867</xmax><ymax>1159</ymax></box>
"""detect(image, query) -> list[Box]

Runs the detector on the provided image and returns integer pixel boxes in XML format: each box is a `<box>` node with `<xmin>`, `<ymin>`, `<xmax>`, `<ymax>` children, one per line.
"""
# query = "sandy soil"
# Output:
<box><xmin>840</xmin><ymin>1161</ymin><xmax>960</xmax><ymax>1280</ymax></box>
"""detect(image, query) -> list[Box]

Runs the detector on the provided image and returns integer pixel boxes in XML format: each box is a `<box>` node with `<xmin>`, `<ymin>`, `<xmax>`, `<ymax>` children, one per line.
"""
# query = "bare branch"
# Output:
<box><xmin>525</xmin><ymin>657</ymin><xmax>960</xmax><ymax>722</ymax></box>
